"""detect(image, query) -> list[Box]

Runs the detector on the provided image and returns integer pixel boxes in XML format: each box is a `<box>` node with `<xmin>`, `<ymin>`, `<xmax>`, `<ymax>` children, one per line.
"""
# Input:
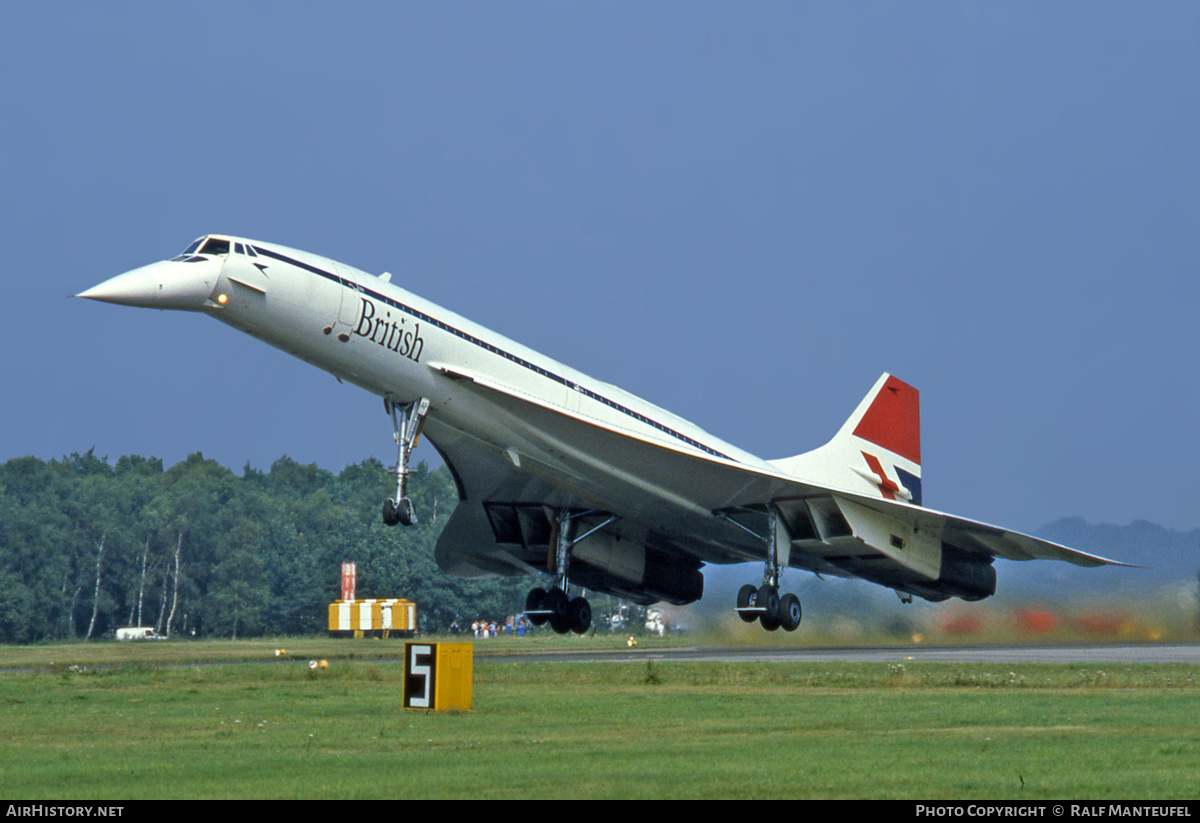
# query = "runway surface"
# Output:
<box><xmin>483</xmin><ymin>643</ymin><xmax>1200</xmax><ymax>666</ymax></box>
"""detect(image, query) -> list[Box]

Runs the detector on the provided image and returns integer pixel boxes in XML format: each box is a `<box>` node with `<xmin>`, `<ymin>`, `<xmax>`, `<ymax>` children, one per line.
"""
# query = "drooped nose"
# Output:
<box><xmin>77</xmin><ymin>259</ymin><xmax>221</xmax><ymax>311</ymax></box>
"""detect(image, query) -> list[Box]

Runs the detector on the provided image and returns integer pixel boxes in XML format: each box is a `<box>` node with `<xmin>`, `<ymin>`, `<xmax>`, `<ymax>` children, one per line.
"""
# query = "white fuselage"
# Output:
<box><xmin>83</xmin><ymin>236</ymin><xmax>774</xmax><ymax>523</ymax></box>
<box><xmin>217</xmin><ymin>240</ymin><xmax>767</xmax><ymax>475</ymax></box>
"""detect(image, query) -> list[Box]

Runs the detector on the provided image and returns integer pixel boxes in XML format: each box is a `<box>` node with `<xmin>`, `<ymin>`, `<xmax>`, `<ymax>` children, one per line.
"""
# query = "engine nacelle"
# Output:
<box><xmin>935</xmin><ymin>545</ymin><xmax>996</xmax><ymax>601</ymax></box>
<box><xmin>828</xmin><ymin>496</ymin><xmax>996</xmax><ymax>602</ymax></box>
<box><xmin>572</xmin><ymin>531</ymin><xmax>703</xmax><ymax>606</ymax></box>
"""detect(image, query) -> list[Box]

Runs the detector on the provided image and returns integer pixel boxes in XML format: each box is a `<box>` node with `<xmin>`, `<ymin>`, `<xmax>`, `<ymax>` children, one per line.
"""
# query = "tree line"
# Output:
<box><xmin>0</xmin><ymin>451</ymin><xmax>565</xmax><ymax>643</ymax></box>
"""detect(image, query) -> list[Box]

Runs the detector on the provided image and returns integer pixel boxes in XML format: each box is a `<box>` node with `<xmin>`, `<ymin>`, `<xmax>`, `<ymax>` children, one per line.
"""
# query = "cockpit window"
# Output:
<box><xmin>234</xmin><ymin>243</ymin><xmax>245</xmax><ymax>255</ymax></box>
<box><xmin>198</xmin><ymin>237</ymin><xmax>230</xmax><ymax>256</ymax></box>
<box><xmin>182</xmin><ymin>239</ymin><xmax>203</xmax><ymax>255</ymax></box>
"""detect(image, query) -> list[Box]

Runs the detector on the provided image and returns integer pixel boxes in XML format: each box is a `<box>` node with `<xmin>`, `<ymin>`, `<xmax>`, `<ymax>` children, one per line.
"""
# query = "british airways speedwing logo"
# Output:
<box><xmin>861</xmin><ymin>451</ymin><xmax>922</xmax><ymax>506</ymax></box>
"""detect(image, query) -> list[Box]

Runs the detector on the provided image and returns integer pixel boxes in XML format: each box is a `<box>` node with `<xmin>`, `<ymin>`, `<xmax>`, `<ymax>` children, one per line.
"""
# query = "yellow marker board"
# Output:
<box><xmin>403</xmin><ymin>642</ymin><xmax>473</xmax><ymax>712</ymax></box>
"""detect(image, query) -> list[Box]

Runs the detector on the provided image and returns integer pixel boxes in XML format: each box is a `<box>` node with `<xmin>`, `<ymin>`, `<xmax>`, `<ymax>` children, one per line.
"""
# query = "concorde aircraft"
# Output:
<box><xmin>78</xmin><ymin>235</ymin><xmax>1123</xmax><ymax>634</ymax></box>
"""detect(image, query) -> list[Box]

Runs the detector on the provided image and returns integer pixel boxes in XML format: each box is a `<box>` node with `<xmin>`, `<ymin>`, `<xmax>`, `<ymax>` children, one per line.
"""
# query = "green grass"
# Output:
<box><xmin>0</xmin><ymin>640</ymin><xmax>1197</xmax><ymax>799</ymax></box>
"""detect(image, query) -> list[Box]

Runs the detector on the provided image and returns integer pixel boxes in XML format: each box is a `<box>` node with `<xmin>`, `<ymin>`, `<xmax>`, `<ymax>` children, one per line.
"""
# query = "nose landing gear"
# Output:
<box><xmin>382</xmin><ymin>397</ymin><xmax>430</xmax><ymax>527</ymax></box>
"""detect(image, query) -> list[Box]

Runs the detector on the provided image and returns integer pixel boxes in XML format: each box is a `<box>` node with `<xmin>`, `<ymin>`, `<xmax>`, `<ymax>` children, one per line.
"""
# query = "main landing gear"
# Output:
<box><xmin>525</xmin><ymin>586</ymin><xmax>593</xmax><ymax>636</ymax></box>
<box><xmin>381</xmin><ymin>397</ymin><xmax>430</xmax><ymax>527</ymax></box>
<box><xmin>736</xmin><ymin>583</ymin><xmax>802</xmax><ymax>632</ymax></box>
<box><xmin>523</xmin><ymin>509</ymin><xmax>617</xmax><ymax>635</ymax></box>
<box><xmin>722</xmin><ymin>505</ymin><xmax>803</xmax><ymax>632</ymax></box>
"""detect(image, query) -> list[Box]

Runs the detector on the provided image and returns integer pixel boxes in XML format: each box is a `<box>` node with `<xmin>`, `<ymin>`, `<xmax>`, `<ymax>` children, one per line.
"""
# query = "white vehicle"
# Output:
<box><xmin>115</xmin><ymin>627</ymin><xmax>165</xmax><ymax>642</ymax></box>
<box><xmin>79</xmin><ymin>235</ymin><xmax>1126</xmax><ymax>635</ymax></box>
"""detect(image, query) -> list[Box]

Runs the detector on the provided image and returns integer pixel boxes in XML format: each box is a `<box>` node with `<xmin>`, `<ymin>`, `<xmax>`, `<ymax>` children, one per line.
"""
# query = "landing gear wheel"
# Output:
<box><xmin>757</xmin><ymin>584</ymin><xmax>779</xmax><ymax>618</ymax></box>
<box><xmin>546</xmin><ymin>588</ymin><xmax>571</xmax><ymax>635</ymax></box>
<box><xmin>525</xmin><ymin>588</ymin><xmax>549</xmax><ymax>626</ymax></box>
<box><xmin>757</xmin><ymin>584</ymin><xmax>780</xmax><ymax>630</ymax></box>
<box><xmin>779</xmin><ymin>593</ymin><xmax>802</xmax><ymax>632</ymax></box>
<box><xmin>397</xmin><ymin>498</ymin><xmax>415</xmax><ymax>526</ymax></box>
<box><xmin>568</xmin><ymin>597</ymin><xmax>592</xmax><ymax>634</ymax></box>
<box><xmin>736</xmin><ymin>584</ymin><xmax>758</xmax><ymax>623</ymax></box>
<box><xmin>382</xmin><ymin>497</ymin><xmax>415</xmax><ymax>527</ymax></box>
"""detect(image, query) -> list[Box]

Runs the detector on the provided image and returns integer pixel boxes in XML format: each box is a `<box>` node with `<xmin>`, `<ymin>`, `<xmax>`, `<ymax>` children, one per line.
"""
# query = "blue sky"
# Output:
<box><xmin>2</xmin><ymin>2</ymin><xmax>1197</xmax><ymax>537</ymax></box>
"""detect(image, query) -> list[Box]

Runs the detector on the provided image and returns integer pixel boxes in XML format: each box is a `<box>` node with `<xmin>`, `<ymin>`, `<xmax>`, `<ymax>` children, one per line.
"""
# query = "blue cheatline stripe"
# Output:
<box><xmin>253</xmin><ymin>245</ymin><xmax>733</xmax><ymax>461</ymax></box>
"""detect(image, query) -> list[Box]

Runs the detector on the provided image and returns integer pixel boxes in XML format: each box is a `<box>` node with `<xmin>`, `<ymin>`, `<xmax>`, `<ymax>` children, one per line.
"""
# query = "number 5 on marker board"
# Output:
<box><xmin>403</xmin><ymin>642</ymin><xmax>473</xmax><ymax>712</ymax></box>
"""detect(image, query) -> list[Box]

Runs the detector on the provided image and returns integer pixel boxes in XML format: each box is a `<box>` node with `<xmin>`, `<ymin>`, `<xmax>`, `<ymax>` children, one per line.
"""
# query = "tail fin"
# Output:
<box><xmin>770</xmin><ymin>373</ymin><xmax>923</xmax><ymax>505</ymax></box>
